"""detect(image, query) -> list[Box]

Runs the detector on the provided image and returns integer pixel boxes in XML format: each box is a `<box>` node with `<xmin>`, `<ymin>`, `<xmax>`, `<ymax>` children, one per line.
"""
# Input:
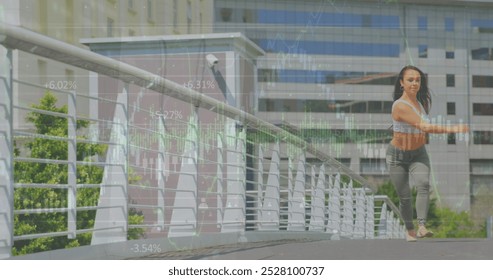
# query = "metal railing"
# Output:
<box><xmin>0</xmin><ymin>22</ymin><xmax>404</xmax><ymax>259</ymax></box>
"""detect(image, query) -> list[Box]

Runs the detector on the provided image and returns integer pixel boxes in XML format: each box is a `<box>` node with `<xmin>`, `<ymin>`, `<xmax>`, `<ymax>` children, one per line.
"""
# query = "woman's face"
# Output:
<box><xmin>400</xmin><ymin>69</ymin><xmax>421</xmax><ymax>96</ymax></box>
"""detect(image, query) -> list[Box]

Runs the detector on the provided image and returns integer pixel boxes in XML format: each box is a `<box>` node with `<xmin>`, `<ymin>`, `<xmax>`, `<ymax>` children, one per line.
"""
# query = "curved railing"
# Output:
<box><xmin>0</xmin><ymin>23</ymin><xmax>404</xmax><ymax>259</ymax></box>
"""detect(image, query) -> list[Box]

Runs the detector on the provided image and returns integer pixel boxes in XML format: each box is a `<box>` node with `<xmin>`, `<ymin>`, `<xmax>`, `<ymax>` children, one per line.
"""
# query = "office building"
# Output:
<box><xmin>213</xmin><ymin>0</ymin><xmax>493</xmax><ymax>222</ymax></box>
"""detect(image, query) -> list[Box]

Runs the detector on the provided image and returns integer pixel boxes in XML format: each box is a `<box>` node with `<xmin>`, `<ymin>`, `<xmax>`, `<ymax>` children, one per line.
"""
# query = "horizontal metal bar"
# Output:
<box><xmin>76</xmin><ymin>160</ymin><xmax>123</xmax><ymax>167</ymax></box>
<box><xmin>13</xmin><ymin>231</ymin><xmax>71</xmax><ymax>241</ymax></box>
<box><xmin>14</xmin><ymin>104</ymin><xmax>72</xmax><ymax>119</ymax></box>
<box><xmin>15</xmin><ymin>208</ymin><xmax>69</xmax><ymax>215</ymax></box>
<box><xmin>77</xmin><ymin>138</ymin><xmax>119</xmax><ymax>146</ymax></box>
<box><xmin>128</xmin><ymin>184</ymin><xmax>161</xmax><ymax>190</ymax></box>
<box><xmin>77</xmin><ymin>93</ymin><xmax>124</xmax><ymax>105</ymax></box>
<box><xmin>12</xmin><ymin>78</ymin><xmax>75</xmax><ymax>95</ymax></box>
<box><xmin>14</xmin><ymin>131</ymin><xmax>72</xmax><ymax>142</ymax></box>
<box><xmin>75</xmin><ymin>226</ymin><xmax>122</xmax><ymax>234</ymax></box>
<box><xmin>128</xmin><ymin>204</ymin><xmax>161</xmax><ymax>209</ymax></box>
<box><xmin>127</xmin><ymin>164</ymin><xmax>161</xmax><ymax>173</ymax></box>
<box><xmin>127</xmin><ymin>144</ymin><xmax>161</xmax><ymax>153</ymax></box>
<box><xmin>14</xmin><ymin>205</ymin><xmax>125</xmax><ymax>215</ymax></box>
<box><xmin>77</xmin><ymin>184</ymin><xmax>122</xmax><ymax>188</ymax></box>
<box><xmin>128</xmin><ymin>224</ymin><xmax>165</xmax><ymax>229</ymax></box>
<box><xmin>14</xmin><ymin>183</ymin><xmax>69</xmax><ymax>189</ymax></box>
<box><xmin>76</xmin><ymin>115</ymin><xmax>121</xmax><ymax>126</ymax></box>
<box><xmin>15</xmin><ymin>157</ymin><xmax>70</xmax><ymax>165</ymax></box>
<box><xmin>13</xmin><ymin>226</ymin><xmax>124</xmax><ymax>241</ymax></box>
<box><xmin>127</xmin><ymin>124</ymin><xmax>161</xmax><ymax>135</ymax></box>
<box><xmin>77</xmin><ymin>205</ymin><xmax>121</xmax><ymax>211</ymax></box>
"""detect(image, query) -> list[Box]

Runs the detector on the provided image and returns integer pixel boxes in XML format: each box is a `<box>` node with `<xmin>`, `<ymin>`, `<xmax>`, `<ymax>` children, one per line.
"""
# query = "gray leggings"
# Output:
<box><xmin>386</xmin><ymin>144</ymin><xmax>431</xmax><ymax>230</ymax></box>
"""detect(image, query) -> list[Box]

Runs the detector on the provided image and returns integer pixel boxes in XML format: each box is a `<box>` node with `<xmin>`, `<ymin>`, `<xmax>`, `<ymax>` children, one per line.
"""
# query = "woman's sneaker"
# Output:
<box><xmin>417</xmin><ymin>225</ymin><xmax>433</xmax><ymax>238</ymax></box>
<box><xmin>406</xmin><ymin>229</ymin><xmax>417</xmax><ymax>242</ymax></box>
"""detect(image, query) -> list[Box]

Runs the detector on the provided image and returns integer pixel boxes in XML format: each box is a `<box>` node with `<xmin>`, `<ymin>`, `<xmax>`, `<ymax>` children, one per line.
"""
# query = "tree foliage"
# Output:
<box><xmin>13</xmin><ymin>91</ymin><xmax>144</xmax><ymax>256</ymax></box>
<box><xmin>377</xmin><ymin>180</ymin><xmax>485</xmax><ymax>238</ymax></box>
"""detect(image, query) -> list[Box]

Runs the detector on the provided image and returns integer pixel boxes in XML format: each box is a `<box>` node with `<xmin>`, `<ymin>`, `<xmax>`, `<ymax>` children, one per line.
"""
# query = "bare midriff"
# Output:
<box><xmin>390</xmin><ymin>131</ymin><xmax>427</xmax><ymax>150</ymax></box>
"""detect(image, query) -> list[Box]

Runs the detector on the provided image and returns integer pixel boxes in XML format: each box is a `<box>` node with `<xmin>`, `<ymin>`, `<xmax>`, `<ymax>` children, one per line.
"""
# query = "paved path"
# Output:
<box><xmin>133</xmin><ymin>238</ymin><xmax>493</xmax><ymax>260</ymax></box>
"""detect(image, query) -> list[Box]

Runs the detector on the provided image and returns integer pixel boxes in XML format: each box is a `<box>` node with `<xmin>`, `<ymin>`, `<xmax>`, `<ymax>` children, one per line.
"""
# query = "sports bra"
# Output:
<box><xmin>392</xmin><ymin>99</ymin><xmax>430</xmax><ymax>134</ymax></box>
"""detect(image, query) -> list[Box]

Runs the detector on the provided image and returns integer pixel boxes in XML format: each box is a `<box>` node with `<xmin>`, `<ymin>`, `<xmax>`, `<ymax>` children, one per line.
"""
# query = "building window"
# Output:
<box><xmin>241</xmin><ymin>9</ymin><xmax>400</xmax><ymax>29</ymax></box>
<box><xmin>448</xmin><ymin>133</ymin><xmax>456</xmax><ymax>145</ymax></box>
<box><xmin>471</xmin><ymin>19</ymin><xmax>493</xmax><ymax>34</ymax></box>
<box><xmin>445</xmin><ymin>17</ymin><xmax>454</xmax><ymax>31</ymax></box>
<box><xmin>473</xmin><ymin>103</ymin><xmax>493</xmax><ymax>115</ymax></box>
<box><xmin>258</xmin><ymin>69</ymin><xmax>397</xmax><ymax>85</ymax></box>
<box><xmin>258</xmin><ymin>99</ymin><xmax>393</xmax><ymax>114</ymax></box>
<box><xmin>472</xmin><ymin>48</ymin><xmax>493</xmax><ymax>60</ymax></box>
<box><xmin>173</xmin><ymin>0</ymin><xmax>178</xmax><ymax>29</ymax></box>
<box><xmin>471</xmin><ymin>159</ymin><xmax>493</xmax><ymax>174</ymax></box>
<box><xmin>362</xmin><ymin>14</ymin><xmax>372</xmax><ymax>27</ymax></box>
<box><xmin>473</xmin><ymin>131</ymin><xmax>493</xmax><ymax>145</ymax></box>
<box><xmin>256</xmin><ymin>39</ymin><xmax>400</xmax><ymax>57</ymax></box>
<box><xmin>472</xmin><ymin>75</ymin><xmax>493</xmax><ymax>88</ymax></box>
<box><xmin>296</xmin><ymin>129</ymin><xmax>391</xmax><ymax>144</ymax></box>
<box><xmin>38</xmin><ymin>59</ymin><xmax>47</xmax><ymax>86</ymax></box>
<box><xmin>219</xmin><ymin>8</ymin><xmax>233</xmax><ymax>22</ymax></box>
<box><xmin>258</xmin><ymin>69</ymin><xmax>278</xmax><ymax>83</ymax></box>
<box><xmin>360</xmin><ymin>158</ymin><xmax>387</xmax><ymax>174</ymax></box>
<box><xmin>187</xmin><ymin>1</ymin><xmax>192</xmax><ymax>33</ymax></box>
<box><xmin>470</xmin><ymin>159</ymin><xmax>493</xmax><ymax>197</ymax></box>
<box><xmin>368</xmin><ymin>101</ymin><xmax>383</xmax><ymax>113</ymax></box>
<box><xmin>446</xmin><ymin>51</ymin><xmax>454</xmax><ymax>59</ymax></box>
<box><xmin>336</xmin><ymin>158</ymin><xmax>351</xmax><ymax>168</ymax></box>
<box><xmin>350</xmin><ymin>101</ymin><xmax>367</xmax><ymax>113</ymax></box>
<box><xmin>447</xmin><ymin>102</ymin><xmax>456</xmax><ymax>115</ymax></box>
<box><xmin>418</xmin><ymin>45</ymin><xmax>428</xmax><ymax>58</ymax></box>
<box><xmin>446</xmin><ymin>74</ymin><xmax>455</xmax><ymax>87</ymax></box>
<box><xmin>107</xmin><ymin>18</ymin><xmax>114</xmax><ymax>37</ymax></box>
<box><xmin>418</xmin><ymin>16</ymin><xmax>427</xmax><ymax>30</ymax></box>
<box><xmin>470</xmin><ymin>175</ymin><xmax>493</xmax><ymax>198</ymax></box>
<box><xmin>147</xmin><ymin>0</ymin><xmax>153</xmax><ymax>21</ymax></box>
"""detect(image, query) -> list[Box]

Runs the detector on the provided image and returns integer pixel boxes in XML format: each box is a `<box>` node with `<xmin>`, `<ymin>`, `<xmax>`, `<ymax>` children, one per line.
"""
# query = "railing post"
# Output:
<box><xmin>287</xmin><ymin>152</ymin><xmax>306</xmax><ymax>231</ymax></box>
<box><xmin>326</xmin><ymin>174</ymin><xmax>341</xmax><ymax>239</ymax></box>
<box><xmin>487</xmin><ymin>216</ymin><xmax>493</xmax><ymax>239</ymax></box>
<box><xmin>156</xmin><ymin>115</ymin><xmax>166</xmax><ymax>232</ymax></box>
<box><xmin>216</xmin><ymin>132</ymin><xmax>224</xmax><ymax>230</ymax></box>
<box><xmin>378</xmin><ymin>202</ymin><xmax>388</xmax><ymax>239</ymax></box>
<box><xmin>258</xmin><ymin>141</ymin><xmax>280</xmax><ymax>231</ymax></box>
<box><xmin>341</xmin><ymin>180</ymin><xmax>354</xmax><ymax>237</ymax></box>
<box><xmin>386</xmin><ymin>211</ymin><xmax>394</xmax><ymax>239</ymax></box>
<box><xmin>91</xmin><ymin>82</ymin><xmax>129</xmax><ymax>245</ymax></box>
<box><xmin>354</xmin><ymin>188</ymin><xmax>366</xmax><ymax>239</ymax></box>
<box><xmin>67</xmin><ymin>89</ymin><xmax>77</xmax><ymax>239</ymax></box>
<box><xmin>309</xmin><ymin>164</ymin><xmax>325</xmax><ymax>231</ymax></box>
<box><xmin>393</xmin><ymin>215</ymin><xmax>401</xmax><ymax>239</ymax></box>
<box><xmin>169</xmin><ymin>106</ymin><xmax>199</xmax><ymax>237</ymax></box>
<box><xmin>256</xmin><ymin>145</ymin><xmax>263</xmax><ymax>230</ymax></box>
<box><xmin>0</xmin><ymin>47</ymin><xmax>13</xmax><ymax>258</ymax></box>
<box><xmin>221</xmin><ymin>120</ymin><xmax>246</xmax><ymax>232</ymax></box>
<box><xmin>365</xmin><ymin>194</ymin><xmax>375</xmax><ymax>239</ymax></box>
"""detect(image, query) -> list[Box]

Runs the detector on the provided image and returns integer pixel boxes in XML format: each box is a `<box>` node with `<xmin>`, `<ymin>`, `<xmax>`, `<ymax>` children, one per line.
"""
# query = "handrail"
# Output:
<box><xmin>0</xmin><ymin>22</ymin><xmax>376</xmax><ymax>192</ymax></box>
<box><xmin>0</xmin><ymin>23</ymin><xmax>410</xmax><ymax>260</ymax></box>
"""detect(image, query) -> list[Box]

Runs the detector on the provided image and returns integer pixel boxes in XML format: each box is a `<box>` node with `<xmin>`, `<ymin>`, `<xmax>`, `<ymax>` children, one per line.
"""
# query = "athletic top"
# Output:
<box><xmin>392</xmin><ymin>99</ymin><xmax>430</xmax><ymax>134</ymax></box>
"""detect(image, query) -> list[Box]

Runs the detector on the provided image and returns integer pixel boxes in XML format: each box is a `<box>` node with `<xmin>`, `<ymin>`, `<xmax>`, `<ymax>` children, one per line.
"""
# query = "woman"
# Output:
<box><xmin>386</xmin><ymin>65</ymin><xmax>469</xmax><ymax>242</ymax></box>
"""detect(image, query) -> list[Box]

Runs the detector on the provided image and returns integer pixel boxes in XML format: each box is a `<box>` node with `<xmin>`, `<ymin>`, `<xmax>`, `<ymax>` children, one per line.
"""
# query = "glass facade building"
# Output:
<box><xmin>213</xmin><ymin>0</ymin><xmax>493</xmax><ymax>221</ymax></box>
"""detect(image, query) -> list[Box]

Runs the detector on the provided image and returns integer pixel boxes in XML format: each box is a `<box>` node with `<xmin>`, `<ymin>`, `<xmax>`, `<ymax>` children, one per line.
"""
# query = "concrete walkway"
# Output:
<box><xmin>134</xmin><ymin>238</ymin><xmax>493</xmax><ymax>260</ymax></box>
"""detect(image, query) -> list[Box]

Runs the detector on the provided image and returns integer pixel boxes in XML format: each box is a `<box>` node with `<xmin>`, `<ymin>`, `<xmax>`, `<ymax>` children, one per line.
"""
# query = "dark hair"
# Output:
<box><xmin>393</xmin><ymin>65</ymin><xmax>432</xmax><ymax>114</ymax></box>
